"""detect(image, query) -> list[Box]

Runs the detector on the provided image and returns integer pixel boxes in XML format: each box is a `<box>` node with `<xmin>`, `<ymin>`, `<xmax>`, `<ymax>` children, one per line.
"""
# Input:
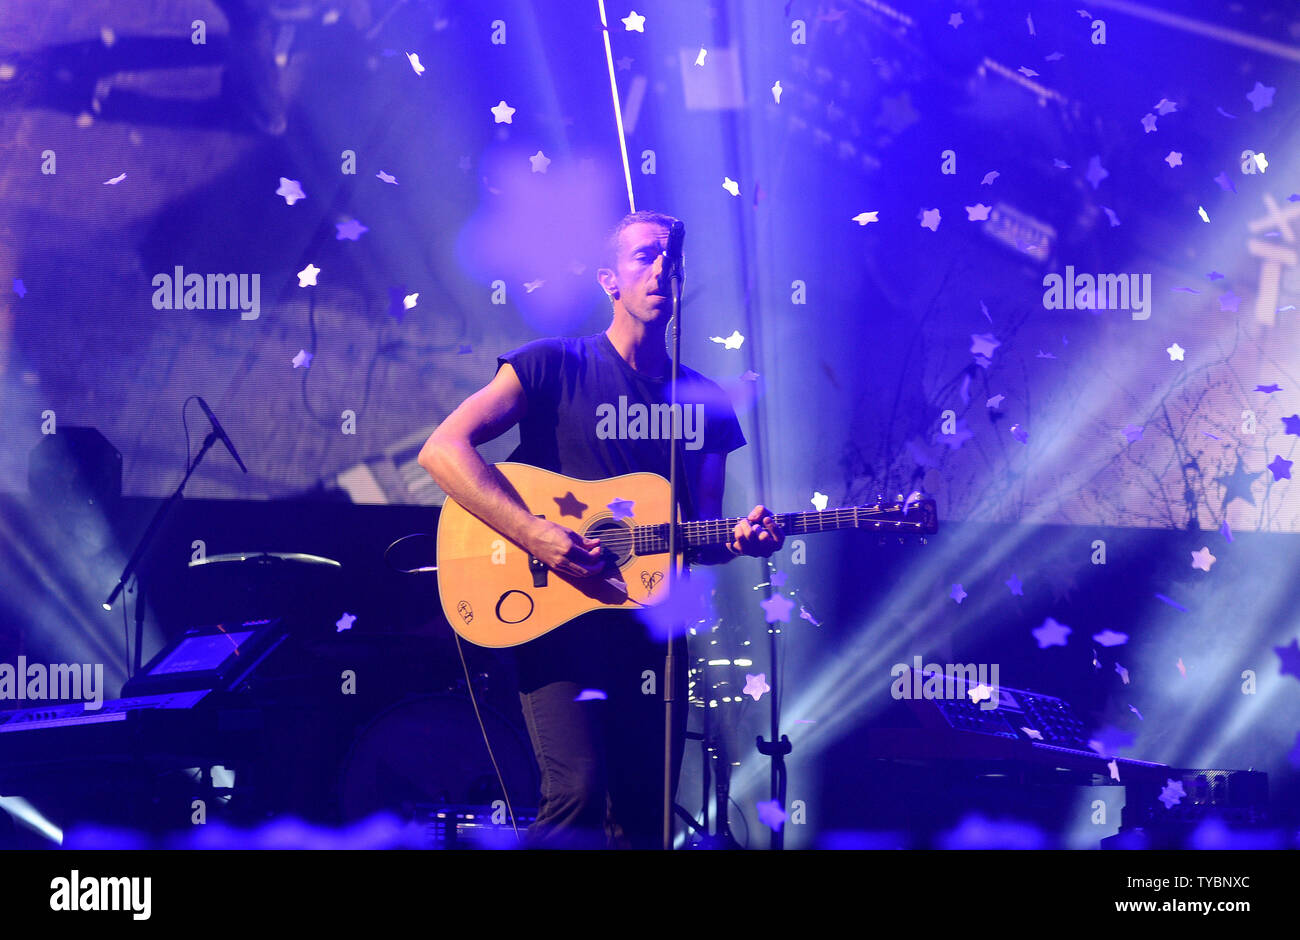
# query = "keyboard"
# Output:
<box><xmin>0</xmin><ymin>690</ymin><xmax>211</xmax><ymax>733</ymax></box>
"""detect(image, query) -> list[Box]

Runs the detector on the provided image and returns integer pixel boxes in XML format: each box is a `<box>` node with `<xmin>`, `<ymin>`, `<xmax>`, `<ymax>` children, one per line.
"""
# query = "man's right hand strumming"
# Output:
<box><xmin>525</xmin><ymin>518</ymin><xmax>605</xmax><ymax>578</ymax></box>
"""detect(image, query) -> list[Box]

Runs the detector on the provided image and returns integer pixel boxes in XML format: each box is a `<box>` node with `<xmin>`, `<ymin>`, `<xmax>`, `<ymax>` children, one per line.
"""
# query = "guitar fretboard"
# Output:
<box><xmin>630</xmin><ymin>506</ymin><xmax>927</xmax><ymax>555</ymax></box>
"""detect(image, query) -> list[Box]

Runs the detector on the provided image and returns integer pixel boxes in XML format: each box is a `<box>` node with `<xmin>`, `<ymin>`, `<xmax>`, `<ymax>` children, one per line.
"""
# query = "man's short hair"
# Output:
<box><xmin>605</xmin><ymin>209</ymin><xmax>678</xmax><ymax>267</ymax></box>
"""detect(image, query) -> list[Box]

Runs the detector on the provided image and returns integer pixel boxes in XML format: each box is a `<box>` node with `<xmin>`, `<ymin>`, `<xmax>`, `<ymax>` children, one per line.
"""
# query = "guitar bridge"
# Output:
<box><xmin>528</xmin><ymin>553</ymin><xmax>548</xmax><ymax>588</ymax></box>
<box><xmin>529</xmin><ymin>513</ymin><xmax>548</xmax><ymax>587</ymax></box>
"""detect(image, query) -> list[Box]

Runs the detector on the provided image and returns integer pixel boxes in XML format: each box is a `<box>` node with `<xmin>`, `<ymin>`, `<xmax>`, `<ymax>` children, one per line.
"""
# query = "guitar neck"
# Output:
<box><xmin>631</xmin><ymin>506</ymin><xmax>923</xmax><ymax>554</ymax></box>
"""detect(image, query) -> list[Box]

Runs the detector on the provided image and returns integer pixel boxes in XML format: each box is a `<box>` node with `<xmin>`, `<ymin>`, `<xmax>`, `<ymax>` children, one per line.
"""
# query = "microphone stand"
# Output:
<box><xmin>662</xmin><ymin>251</ymin><xmax>684</xmax><ymax>851</ymax></box>
<box><xmin>756</xmin><ymin>615</ymin><xmax>792</xmax><ymax>850</ymax></box>
<box><xmin>104</xmin><ymin>429</ymin><xmax>221</xmax><ymax>677</ymax></box>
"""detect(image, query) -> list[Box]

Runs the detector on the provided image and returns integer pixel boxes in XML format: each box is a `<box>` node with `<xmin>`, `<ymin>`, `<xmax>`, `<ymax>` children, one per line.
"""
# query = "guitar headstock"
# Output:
<box><xmin>859</xmin><ymin>495</ymin><xmax>939</xmax><ymax>535</ymax></box>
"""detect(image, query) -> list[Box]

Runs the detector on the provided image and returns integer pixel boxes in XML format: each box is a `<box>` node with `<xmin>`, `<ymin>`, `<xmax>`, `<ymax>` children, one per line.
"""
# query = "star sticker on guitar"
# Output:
<box><xmin>553</xmin><ymin>491</ymin><xmax>588</xmax><ymax>519</ymax></box>
<box><xmin>607</xmin><ymin>497</ymin><xmax>635</xmax><ymax>520</ymax></box>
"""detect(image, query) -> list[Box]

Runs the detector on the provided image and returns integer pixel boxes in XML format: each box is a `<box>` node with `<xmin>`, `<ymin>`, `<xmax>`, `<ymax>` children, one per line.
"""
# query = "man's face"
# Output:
<box><xmin>604</xmin><ymin>221</ymin><xmax>672</xmax><ymax>324</ymax></box>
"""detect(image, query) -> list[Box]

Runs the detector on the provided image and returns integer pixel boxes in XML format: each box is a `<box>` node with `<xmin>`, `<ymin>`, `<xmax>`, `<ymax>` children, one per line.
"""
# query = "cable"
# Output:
<box><xmin>122</xmin><ymin>579</ymin><xmax>132</xmax><ymax>678</ymax></box>
<box><xmin>452</xmin><ymin>632</ymin><xmax>522</xmax><ymax>844</ymax></box>
<box><xmin>381</xmin><ymin>533</ymin><xmax>438</xmax><ymax>573</ymax></box>
<box><xmin>181</xmin><ymin>395</ymin><xmax>197</xmax><ymax>477</ymax></box>
<box><xmin>382</xmin><ymin>535</ymin><xmax>519</xmax><ymax>840</ymax></box>
<box><xmin>299</xmin><ymin>291</ymin><xmax>327</xmax><ymax>424</ymax></box>
<box><xmin>728</xmin><ymin>795</ymin><xmax>749</xmax><ymax>849</ymax></box>
<box><xmin>298</xmin><ymin>272</ymin><xmax>415</xmax><ymax>432</ymax></box>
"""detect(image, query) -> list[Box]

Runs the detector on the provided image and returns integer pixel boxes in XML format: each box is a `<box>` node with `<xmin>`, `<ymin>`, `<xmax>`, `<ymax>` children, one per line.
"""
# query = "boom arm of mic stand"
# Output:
<box><xmin>104</xmin><ymin>429</ymin><xmax>221</xmax><ymax>676</ymax></box>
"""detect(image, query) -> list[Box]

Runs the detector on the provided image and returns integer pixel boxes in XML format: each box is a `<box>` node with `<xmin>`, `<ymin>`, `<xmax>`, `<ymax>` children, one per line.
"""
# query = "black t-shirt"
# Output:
<box><xmin>497</xmin><ymin>332</ymin><xmax>746</xmax><ymax>520</ymax></box>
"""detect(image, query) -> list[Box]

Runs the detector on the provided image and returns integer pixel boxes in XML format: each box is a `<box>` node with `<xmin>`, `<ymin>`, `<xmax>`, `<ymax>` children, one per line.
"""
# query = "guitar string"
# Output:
<box><xmin>578</xmin><ymin>510</ymin><xmax>927</xmax><ymax>553</ymax></box>
<box><xmin>600</xmin><ymin>515</ymin><xmax>924</xmax><ymax>539</ymax></box>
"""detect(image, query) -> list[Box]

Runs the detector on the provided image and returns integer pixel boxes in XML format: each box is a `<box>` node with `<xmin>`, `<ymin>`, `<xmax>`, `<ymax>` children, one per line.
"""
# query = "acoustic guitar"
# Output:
<box><xmin>436</xmin><ymin>462</ymin><xmax>937</xmax><ymax>647</ymax></box>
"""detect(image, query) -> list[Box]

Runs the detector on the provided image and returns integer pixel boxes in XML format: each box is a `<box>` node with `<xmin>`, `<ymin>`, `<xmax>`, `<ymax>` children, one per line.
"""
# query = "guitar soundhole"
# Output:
<box><xmin>584</xmin><ymin>518</ymin><xmax>633</xmax><ymax>567</ymax></box>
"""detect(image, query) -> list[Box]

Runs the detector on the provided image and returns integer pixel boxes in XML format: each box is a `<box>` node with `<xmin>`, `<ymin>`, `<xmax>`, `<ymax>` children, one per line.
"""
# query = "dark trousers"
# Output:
<box><xmin>515</xmin><ymin>610</ymin><xmax>687</xmax><ymax>849</ymax></box>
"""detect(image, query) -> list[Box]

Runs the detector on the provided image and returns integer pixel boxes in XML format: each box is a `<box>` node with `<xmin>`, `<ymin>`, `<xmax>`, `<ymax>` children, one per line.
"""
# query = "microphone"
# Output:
<box><xmin>196</xmin><ymin>397</ymin><xmax>249</xmax><ymax>473</ymax></box>
<box><xmin>663</xmin><ymin>220</ymin><xmax>685</xmax><ymax>281</ymax></box>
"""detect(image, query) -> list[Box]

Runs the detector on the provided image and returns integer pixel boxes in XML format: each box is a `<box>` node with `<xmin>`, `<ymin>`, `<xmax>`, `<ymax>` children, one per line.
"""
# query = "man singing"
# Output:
<box><xmin>419</xmin><ymin>209</ymin><xmax>782</xmax><ymax>848</ymax></box>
